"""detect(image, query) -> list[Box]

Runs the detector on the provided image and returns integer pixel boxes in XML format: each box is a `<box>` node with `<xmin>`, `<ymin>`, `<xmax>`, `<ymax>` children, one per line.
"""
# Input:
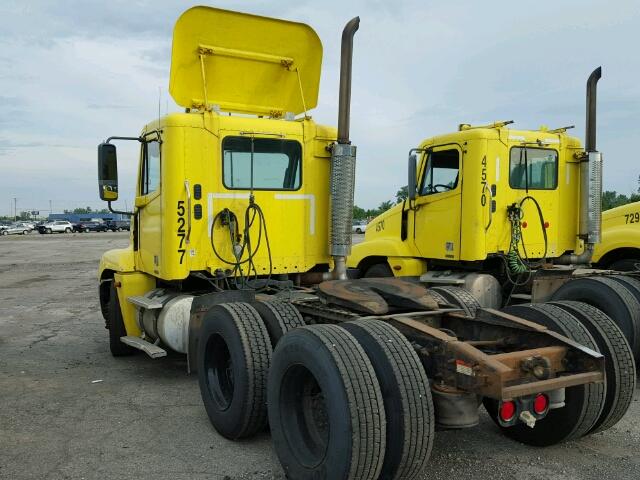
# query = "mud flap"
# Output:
<box><xmin>187</xmin><ymin>290</ymin><xmax>256</xmax><ymax>374</ymax></box>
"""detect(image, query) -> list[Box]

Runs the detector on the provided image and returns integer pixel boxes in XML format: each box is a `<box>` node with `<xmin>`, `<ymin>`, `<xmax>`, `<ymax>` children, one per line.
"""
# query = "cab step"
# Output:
<box><xmin>127</xmin><ymin>295</ymin><xmax>164</xmax><ymax>310</ymax></box>
<box><xmin>120</xmin><ymin>336</ymin><xmax>167</xmax><ymax>358</ymax></box>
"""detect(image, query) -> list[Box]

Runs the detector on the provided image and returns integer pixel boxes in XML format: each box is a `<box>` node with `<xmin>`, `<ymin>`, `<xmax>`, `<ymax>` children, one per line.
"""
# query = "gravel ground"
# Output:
<box><xmin>0</xmin><ymin>232</ymin><xmax>638</xmax><ymax>480</ymax></box>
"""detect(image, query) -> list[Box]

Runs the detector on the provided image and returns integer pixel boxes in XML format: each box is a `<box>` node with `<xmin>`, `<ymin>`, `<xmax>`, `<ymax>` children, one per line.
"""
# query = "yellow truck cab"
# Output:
<box><xmin>592</xmin><ymin>201</ymin><xmax>640</xmax><ymax>270</ymax></box>
<box><xmin>349</xmin><ymin>123</ymin><xmax>585</xmax><ymax>279</ymax></box>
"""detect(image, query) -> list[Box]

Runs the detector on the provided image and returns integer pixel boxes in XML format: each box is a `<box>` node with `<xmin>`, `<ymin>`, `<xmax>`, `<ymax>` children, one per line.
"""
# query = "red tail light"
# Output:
<box><xmin>499</xmin><ymin>401</ymin><xmax>516</xmax><ymax>422</ymax></box>
<box><xmin>533</xmin><ymin>394</ymin><xmax>549</xmax><ymax>414</ymax></box>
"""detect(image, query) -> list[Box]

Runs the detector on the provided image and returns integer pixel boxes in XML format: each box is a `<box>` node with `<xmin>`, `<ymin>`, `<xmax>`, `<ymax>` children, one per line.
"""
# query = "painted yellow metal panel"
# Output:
<box><xmin>387</xmin><ymin>257</ymin><xmax>428</xmax><ymax>276</ymax></box>
<box><xmin>169</xmin><ymin>6</ymin><xmax>322</xmax><ymax>115</ymax></box>
<box><xmin>114</xmin><ymin>272</ymin><xmax>156</xmax><ymax>336</ymax></box>
<box><xmin>98</xmin><ymin>247</ymin><xmax>135</xmax><ymax>279</ymax></box>
<box><xmin>592</xmin><ymin>202</ymin><xmax>640</xmax><ymax>262</ymax></box>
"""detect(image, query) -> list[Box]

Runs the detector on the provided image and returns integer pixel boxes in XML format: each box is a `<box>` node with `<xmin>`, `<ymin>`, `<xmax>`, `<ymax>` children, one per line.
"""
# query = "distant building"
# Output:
<box><xmin>48</xmin><ymin>212</ymin><xmax>129</xmax><ymax>223</ymax></box>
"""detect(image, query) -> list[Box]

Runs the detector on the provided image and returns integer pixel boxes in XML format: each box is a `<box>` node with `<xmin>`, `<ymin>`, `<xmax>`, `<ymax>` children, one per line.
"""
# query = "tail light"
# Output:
<box><xmin>499</xmin><ymin>400</ymin><xmax>517</xmax><ymax>422</ymax></box>
<box><xmin>533</xmin><ymin>393</ymin><xmax>549</xmax><ymax>415</ymax></box>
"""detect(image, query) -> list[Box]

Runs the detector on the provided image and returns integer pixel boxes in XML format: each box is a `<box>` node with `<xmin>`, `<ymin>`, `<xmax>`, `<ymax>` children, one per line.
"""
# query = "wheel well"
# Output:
<box><xmin>357</xmin><ymin>256</ymin><xmax>388</xmax><ymax>276</ymax></box>
<box><xmin>596</xmin><ymin>248</ymin><xmax>640</xmax><ymax>268</ymax></box>
<box><xmin>99</xmin><ymin>270</ymin><xmax>115</xmax><ymax>324</ymax></box>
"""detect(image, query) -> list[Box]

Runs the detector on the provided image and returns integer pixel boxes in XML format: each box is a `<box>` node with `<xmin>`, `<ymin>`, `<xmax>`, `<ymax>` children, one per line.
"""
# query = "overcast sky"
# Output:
<box><xmin>0</xmin><ymin>0</ymin><xmax>639</xmax><ymax>216</ymax></box>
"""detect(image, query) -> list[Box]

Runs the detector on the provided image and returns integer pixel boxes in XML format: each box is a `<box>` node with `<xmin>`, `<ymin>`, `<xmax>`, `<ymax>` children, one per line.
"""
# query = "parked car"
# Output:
<box><xmin>0</xmin><ymin>223</ymin><xmax>32</xmax><ymax>236</ymax></box>
<box><xmin>352</xmin><ymin>222</ymin><xmax>367</xmax><ymax>234</ymax></box>
<box><xmin>74</xmin><ymin>221</ymin><xmax>109</xmax><ymax>233</ymax></box>
<box><xmin>37</xmin><ymin>221</ymin><xmax>74</xmax><ymax>234</ymax></box>
<box><xmin>105</xmin><ymin>220</ymin><xmax>130</xmax><ymax>232</ymax></box>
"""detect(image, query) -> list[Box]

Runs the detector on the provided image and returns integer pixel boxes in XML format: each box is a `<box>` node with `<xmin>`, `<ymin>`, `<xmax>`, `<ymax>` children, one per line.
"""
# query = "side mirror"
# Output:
<box><xmin>408</xmin><ymin>153</ymin><xmax>417</xmax><ymax>201</ymax></box>
<box><xmin>98</xmin><ymin>143</ymin><xmax>119</xmax><ymax>201</ymax></box>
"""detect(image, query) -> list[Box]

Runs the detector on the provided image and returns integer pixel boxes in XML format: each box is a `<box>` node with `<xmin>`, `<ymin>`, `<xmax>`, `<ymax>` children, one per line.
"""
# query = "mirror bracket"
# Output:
<box><xmin>108</xmin><ymin>201</ymin><xmax>134</xmax><ymax>217</ymax></box>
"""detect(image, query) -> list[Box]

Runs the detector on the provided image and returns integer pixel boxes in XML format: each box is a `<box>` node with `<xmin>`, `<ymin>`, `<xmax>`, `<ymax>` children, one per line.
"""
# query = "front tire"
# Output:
<box><xmin>107</xmin><ymin>284</ymin><xmax>136</xmax><ymax>357</ymax></box>
<box><xmin>363</xmin><ymin>262</ymin><xmax>393</xmax><ymax>278</ymax></box>
<box><xmin>65</xmin><ymin>227</ymin><xmax>72</xmax><ymax>233</ymax></box>
<box><xmin>197</xmin><ymin>302</ymin><xmax>271</xmax><ymax>439</ymax></box>
<box><xmin>608</xmin><ymin>258</ymin><xmax>640</xmax><ymax>272</ymax></box>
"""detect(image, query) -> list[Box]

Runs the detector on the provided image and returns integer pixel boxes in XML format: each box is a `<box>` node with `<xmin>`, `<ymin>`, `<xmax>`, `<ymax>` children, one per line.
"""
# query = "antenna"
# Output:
<box><xmin>158</xmin><ymin>86</ymin><xmax>161</xmax><ymax>125</ymax></box>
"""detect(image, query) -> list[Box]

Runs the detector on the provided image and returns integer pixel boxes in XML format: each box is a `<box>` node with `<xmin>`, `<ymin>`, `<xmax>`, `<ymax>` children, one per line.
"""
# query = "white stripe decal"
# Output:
<box><xmin>207</xmin><ymin>193</ymin><xmax>251</xmax><ymax>237</ymax></box>
<box><xmin>274</xmin><ymin>194</ymin><xmax>316</xmax><ymax>235</ymax></box>
<box><xmin>211</xmin><ymin>193</ymin><xmax>251</xmax><ymax>199</ymax></box>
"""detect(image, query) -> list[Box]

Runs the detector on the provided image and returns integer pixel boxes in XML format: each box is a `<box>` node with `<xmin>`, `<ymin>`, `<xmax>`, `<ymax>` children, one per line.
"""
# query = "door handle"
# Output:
<box><xmin>184</xmin><ymin>180</ymin><xmax>192</xmax><ymax>245</ymax></box>
<box><xmin>483</xmin><ymin>182</ymin><xmax>493</xmax><ymax>231</ymax></box>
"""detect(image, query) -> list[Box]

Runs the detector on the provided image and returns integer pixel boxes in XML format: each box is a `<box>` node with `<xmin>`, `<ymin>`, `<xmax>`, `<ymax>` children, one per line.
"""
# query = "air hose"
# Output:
<box><xmin>209</xmin><ymin>195</ymin><xmax>273</xmax><ymax>290</ymax></box>
<box><xmin>505</xmin><ymin>196</ymin><xmax>548</xmax><ymax>284</ymax></box>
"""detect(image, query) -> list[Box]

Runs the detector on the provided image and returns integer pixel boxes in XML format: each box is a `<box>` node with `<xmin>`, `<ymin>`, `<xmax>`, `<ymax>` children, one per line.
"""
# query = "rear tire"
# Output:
<box><xmin>250</xmin><ymin>300</ymin><xmax>305</xmax><ymax>348</ymax></box>
<box><xmin>549</xmin><ymin>300</ymin><xmax>636</xmax><ymax>433</ymax></box>
<box><xmin>363</xmin><ymin>262</ymin><xmax>393</xmax><ymax>278</ymax></box>
<box><xmin>430</xmin><ymin>286</ymin><xmax>481</xmax><ymax>316</ymax></box>
<box><xmin>341</xmin><ymin>319</ymin><xmax>434</xmax><ymax>480</ymax></box>
<box><xmin>268</xmin><ymin>325</ymin><xmax>386</xmax><ymax>480</ymax></box>
<box><xmin>550</xmin><ymin>276</ymin><xmax>640</xmax><ymax>359</ymax></box>
<box><xmin>107</xmin><ymin>284</ymin><xmax>136</xmax><ymax>357</ymax></box>
<box><xmin>197</xmin><ymin>302</ymin><xmax>271</xmax><ymax>439</ymax></box>
<box><xmin>485</xmin><ymin>303</ymin><xmax>606</xmax><ymax>445</ymax></box>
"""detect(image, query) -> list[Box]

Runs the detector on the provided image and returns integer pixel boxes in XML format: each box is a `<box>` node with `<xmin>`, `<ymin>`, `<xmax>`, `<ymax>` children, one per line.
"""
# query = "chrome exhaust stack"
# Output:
<box><xmin>557</xmin><ymin>67</ymin><xmax>602</xmax><ymax>265</ymax></box>
<box><xmin>324</xmin><ymin>17</ymin><xmax>360</xmax><ymax>281</ymax></box>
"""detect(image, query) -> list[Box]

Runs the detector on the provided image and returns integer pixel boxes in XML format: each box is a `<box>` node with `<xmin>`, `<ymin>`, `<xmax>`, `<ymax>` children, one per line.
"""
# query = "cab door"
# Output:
<box><xmin>413</xmin><ymin>144</ymin><xmax>463</xmax><ymax>261</ymax></box>
<box><xmin>134</xmin><ymin>134</ymin><xmax>162</xmax><ymax>275</ymax></box>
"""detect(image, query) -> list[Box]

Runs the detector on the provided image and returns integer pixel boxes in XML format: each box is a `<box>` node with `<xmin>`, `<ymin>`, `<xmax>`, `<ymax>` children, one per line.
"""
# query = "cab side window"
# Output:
<box><xmin>141</xmin><ymin>140</ymin><xmax>161</xmax><ymax>196</ymax></box>
<box><xmin>419</xmin><ymin>149</ymin><xmax>460</xmax><ymax>195</ymax></box>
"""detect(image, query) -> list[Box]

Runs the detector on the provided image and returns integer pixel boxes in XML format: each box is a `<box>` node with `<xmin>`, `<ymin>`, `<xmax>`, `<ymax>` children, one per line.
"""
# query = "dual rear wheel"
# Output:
<box><xmin>487</xmin><ymin>301</ymin><xmax>635</xmax><ymax>446</ymax></box>
<box><xmin>197</xmin><ymin>300</ymin><xmax>435</xmax><ymax>479</ymax></box>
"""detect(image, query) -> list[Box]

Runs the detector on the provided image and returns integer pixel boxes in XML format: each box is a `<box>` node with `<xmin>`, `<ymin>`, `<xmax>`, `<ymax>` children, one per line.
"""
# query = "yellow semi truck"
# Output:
<box><xmin>592</xmin><ymin>202</ymin><xmax>640</xmax><ymax>270</ymax></box>
<box><xmin>349</xmin><ymin>68</ymin><xmax>640</xmax><ymax>365</ymax></box>
<box><xmin>97</xmin><ymin>7</ymin><xmax>634</xmax><ymax>480</ymax></box>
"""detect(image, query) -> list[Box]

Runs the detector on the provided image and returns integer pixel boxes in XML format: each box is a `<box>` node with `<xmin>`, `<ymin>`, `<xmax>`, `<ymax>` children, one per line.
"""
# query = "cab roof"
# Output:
<box><xmin>169</xmin><ymin>6</ymin><xmax>322</xmax><ymax>117</ymax></box>
<box><xmin>420</xmin><ymin>126</ymin><xmax>582</xmax><ymax>150</ymax></box>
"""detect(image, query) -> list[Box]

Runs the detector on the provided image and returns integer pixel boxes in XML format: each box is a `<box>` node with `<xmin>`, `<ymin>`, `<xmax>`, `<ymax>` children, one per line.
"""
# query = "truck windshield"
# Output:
<box><xmin>222</xmin><ymin>137</ymin><xmax>302</xmax><ymax>190</ymax></box>
<box><xmin>509</xmin><ymin>147</ymin><xmax>558</xmax><ymax>190</ymax></box>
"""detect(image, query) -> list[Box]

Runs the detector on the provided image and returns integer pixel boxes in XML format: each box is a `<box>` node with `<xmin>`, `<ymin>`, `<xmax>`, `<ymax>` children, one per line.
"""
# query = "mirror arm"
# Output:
<box><xmin>105</xmin><ymin>136</ymin><xmax>143</xmax><ymax>144</ymax></box>
<box><xmin>108</xmin><ymin>201</ymin><xmax>134</xmax><ymax>217</ymax></box>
